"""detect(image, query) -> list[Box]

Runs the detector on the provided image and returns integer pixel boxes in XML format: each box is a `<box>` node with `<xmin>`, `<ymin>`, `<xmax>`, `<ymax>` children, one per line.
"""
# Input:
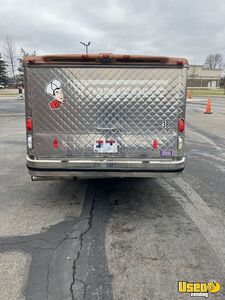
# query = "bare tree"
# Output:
<box><xmin>17</xmin><ymin>48</ymin><xmax>36</xmax><ymax>81</ymax></box>
<box><xmin>221</xmin><ymin>72</ymin><xmax>225</xmax><ymax>95</ymax></box>
<box><xmin>1</xmin><ymin>35</ymin><xmax>17</xmax><ymax>79</ymax></box>
<box><xmin>204</xmin><ymin>53</ymin><xmax>224</xmax><ymax>69</ymax></box>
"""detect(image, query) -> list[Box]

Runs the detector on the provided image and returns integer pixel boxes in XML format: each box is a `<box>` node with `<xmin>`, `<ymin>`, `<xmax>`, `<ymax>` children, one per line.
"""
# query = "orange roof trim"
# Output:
<box><xmin>24</xmin><ymin>53</ymin><xmax>188</xmax><ymax>66</ymax></box>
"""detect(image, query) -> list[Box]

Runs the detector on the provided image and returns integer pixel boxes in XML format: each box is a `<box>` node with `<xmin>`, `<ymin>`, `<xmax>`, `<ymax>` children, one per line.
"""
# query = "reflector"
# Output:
<box><xmin>53</xmin><ymin>138</ymin><xmax>59</xmax><ymax>148</ymax></box>
<box><xmin>178</xmin><ymin>136</ymin><xmax>183</xmax><ymax>150</ymax></box>
<box><xmin>27</xmin><ymin>135</ymin><xmax>33</xmax><ymax>149</ymax></box>
<box><xmin>153</xmin><ymin>139</ymin><xmax>158</xmax><ymax>150</ymax></box>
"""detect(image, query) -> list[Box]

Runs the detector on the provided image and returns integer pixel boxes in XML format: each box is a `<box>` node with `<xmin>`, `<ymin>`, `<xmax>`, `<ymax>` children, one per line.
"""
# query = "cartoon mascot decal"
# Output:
<box><xmin>46</xmin><ymin>79</ymin><xmax>65</xmax><ymax>110</ymax></box>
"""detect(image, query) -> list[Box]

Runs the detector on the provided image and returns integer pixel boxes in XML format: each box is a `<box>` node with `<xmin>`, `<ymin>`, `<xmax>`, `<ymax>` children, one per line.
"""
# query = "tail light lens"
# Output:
<box><xmin>178</xmin><ymin>136</ymin><xmax>183</xmax><ymax>150</ymax></box>
<box><xmin>179</xmin><ymin>118</ymin><xmax>185</xmax><ymax>132</ymax></box>
<box><xmin>26</xmin><ymin>118</ymin><xmax>32</xmax><ymax>131</ymax></box>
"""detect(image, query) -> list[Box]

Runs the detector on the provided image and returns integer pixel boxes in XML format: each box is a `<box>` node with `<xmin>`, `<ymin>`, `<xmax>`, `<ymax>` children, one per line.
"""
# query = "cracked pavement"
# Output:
<box><xmin>0</xmin><ymin>97</ymin><xmax>225</xmax><ymax>299</ymax></box>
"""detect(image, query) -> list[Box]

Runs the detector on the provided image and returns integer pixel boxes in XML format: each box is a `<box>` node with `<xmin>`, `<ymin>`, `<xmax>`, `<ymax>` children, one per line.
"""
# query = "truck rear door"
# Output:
<box><xmin>24</xmin><ymin>55</ymin><xmax>188</xmax><ymax>162</ymax></box>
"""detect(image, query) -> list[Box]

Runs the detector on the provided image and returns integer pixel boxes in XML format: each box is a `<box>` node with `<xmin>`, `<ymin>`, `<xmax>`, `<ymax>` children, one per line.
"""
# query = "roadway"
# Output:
<box><xmin>0</xmin><ymin>96</ymin><xmax>225</xmax><ymax>299</ymax></box>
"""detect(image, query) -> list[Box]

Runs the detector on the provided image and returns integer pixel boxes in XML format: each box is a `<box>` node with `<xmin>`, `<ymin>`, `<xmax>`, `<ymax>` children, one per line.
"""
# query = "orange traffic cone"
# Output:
<box><xmin>187</xmin><ymin>90</ymin><xmax>192</xmax><ymax>99</ymax></box>
<box><xmin>204</xmin><ymin>97</ymin><xmax>213</xmax><ymax>114</ymax></box>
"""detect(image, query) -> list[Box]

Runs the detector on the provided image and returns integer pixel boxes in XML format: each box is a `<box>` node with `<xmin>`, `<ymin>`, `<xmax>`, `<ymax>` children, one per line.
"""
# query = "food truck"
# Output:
<box><xmin>23</xmin><ymin>53</ymin><xmax>188</xmax><ymax>180</ymax></box>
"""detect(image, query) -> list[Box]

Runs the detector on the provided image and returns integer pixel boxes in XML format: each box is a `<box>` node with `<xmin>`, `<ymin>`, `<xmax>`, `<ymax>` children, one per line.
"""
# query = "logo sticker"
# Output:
<box><xmin>46</xmin><ymin>79</ymin><xmax>65</xmax><ymax>110</ymax></box>
<box><xmin>178</xmin><ymin>280</ymin><xmax>221</xmax><ymax>298</ymax></box>
<box><xmin>160</xmin><ymin>150</ymin><xmax>173</xmax><ymax>157</ymax></box>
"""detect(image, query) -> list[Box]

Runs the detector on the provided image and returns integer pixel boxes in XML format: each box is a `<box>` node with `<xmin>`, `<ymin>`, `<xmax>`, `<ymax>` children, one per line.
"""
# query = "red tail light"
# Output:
<box><xmin>82</xmin><ymin>54</ymin><xmax>89</xmax><ymax>59</ymax></box>
<box><xmin>177</xmin><ymin>60</ymin><xmax>185</xmax><ymax>66</ymax></box>
<box><xmin>53</xmin><ymin>138</ymin><xmax>59</xmax><ymax>148</ymax></box>
<box><xmin>179</xmin><ymin>118</ymin><xmax>185</xmax><ymax>132</ymax></box>
<box><xmin>26</xmin><ymin>118</ymin><xmax>32</xmax><ymax>131</ymax></box>
<box><xmin>153</xmin><ymin>139</ymin><xmax>158</xmax><ymax>150</ymax></box>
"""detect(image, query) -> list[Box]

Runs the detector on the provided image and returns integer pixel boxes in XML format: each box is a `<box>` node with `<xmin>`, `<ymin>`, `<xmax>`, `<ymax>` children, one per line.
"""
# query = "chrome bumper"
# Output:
<box><xmin>27</xmin><ymin>156</ymin><xmax>185</xmax><ymax>179</ymax></box>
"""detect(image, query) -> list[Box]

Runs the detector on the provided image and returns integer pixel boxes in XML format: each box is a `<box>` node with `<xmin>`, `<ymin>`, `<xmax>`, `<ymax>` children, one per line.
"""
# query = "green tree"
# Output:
<box><xmin>0</xmin><ymin>53</ymin><xmax>7</xmax><ymax>83</ymax></box>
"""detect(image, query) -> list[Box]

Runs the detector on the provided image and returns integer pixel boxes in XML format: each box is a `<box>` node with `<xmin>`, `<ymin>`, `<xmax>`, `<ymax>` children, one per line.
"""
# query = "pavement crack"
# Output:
<box><xmin>46</xmin><ymin>257</ymin><xmax>51</xmax><ymax>300</ymax></box>
<box><xmin>70</xmin><ymin>188</ymin><xmax>96</xmax><ymax>300</ymax></box>
<box><xmin>45</xmin><ymin>200</ymin><xmax>95</xmax><ymax>300</ymax></box>
<box><xmin>46</xmin><ymin>234</ymin><xmax>74</xmax><ymax>299</ymax></box>
<box><xmin>75</xmin><ymin>278</ymin><xmax>87</xmax><ymax>299</ymax></box>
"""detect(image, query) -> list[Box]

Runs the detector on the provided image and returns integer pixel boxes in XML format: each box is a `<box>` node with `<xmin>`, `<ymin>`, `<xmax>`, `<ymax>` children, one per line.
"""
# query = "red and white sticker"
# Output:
<box><xmin>94</xmin><ymin>139</ymin><xmax>118</xmax><ymax>153</ymax></box>
<box><xmin>46</xmin><ymin>79</ymin><xmax>66</xmax><ymax>110</ymax></box>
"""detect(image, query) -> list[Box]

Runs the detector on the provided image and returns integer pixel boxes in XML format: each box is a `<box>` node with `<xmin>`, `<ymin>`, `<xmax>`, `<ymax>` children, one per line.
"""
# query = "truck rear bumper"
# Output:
<box><xmin>27</xmin><ymin>156</ymin><xmax>185</xmax><ymax>179</ymax></box>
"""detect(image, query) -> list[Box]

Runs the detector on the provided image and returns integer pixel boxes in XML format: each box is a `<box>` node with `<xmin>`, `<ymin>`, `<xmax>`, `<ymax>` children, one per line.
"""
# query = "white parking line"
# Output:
<box><xmin>0</xmin><ymin>131</ymin><xmax>25</xmax><ymax>137</ymax></box>
<box><xmin>187</xmin><ymin>98</ymin><xmax>207</xmax><ymax>102</ymax></box>
<box><xmin>0</xmin><ymin>113</ymin><xmax>24</xmax><ymax>116</ymax></box>
<box><xmin>196</xmin><ymin>152</ymin><xmax>225</xmax><ymax>163</ymax></box>
<box><xmin>187</xmin><ymin>126</ymin><xmax>222</xmax><ymax>152</ymax></box>
<box><xmin>159</xmin><ymin>178</ymin><xmax>225</xmax><ymax>269</ymax></box>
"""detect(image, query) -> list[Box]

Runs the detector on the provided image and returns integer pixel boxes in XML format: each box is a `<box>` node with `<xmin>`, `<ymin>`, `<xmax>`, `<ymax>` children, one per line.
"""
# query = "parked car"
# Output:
<box><xmin>0</xmin><ymin>84</ymin><xmax>5</xmax><ymax>90</ymax></box>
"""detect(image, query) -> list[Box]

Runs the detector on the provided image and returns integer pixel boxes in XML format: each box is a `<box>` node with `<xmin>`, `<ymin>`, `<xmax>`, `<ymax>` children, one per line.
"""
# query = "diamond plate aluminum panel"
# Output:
<box><xmin>25</xmin><ymin>66</ymin><xmax>187</xmax><ymax>158</ymax></box>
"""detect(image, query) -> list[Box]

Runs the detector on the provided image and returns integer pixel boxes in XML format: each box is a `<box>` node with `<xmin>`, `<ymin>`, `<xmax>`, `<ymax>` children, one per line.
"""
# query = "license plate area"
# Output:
<box><xmin>94</xmin><ymin>139</ymin><xmax>118</xmax><ymax>153</ymax></box>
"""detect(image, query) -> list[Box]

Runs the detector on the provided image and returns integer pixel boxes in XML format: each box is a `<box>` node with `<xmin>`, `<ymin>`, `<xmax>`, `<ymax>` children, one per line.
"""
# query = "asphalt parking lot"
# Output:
<box><xmin>0</xmin><ymin>96</ymin><xmax>225</xmax><ymax>300</ymax></box>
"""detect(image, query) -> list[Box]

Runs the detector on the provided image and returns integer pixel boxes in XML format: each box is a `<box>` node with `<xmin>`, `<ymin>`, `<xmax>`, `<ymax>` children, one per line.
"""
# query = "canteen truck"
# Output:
<box><xmin>23</xmin><ymin>53</ymin><xmax>188</xmax><ymax>180</ymax></box>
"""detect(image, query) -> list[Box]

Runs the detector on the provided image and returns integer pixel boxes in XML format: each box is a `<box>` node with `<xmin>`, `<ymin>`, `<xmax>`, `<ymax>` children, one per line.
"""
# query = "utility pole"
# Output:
<box><xmin>80</xmin><ymin>42</ymin><xmax>91</xmax><ymax>54</ymax></box>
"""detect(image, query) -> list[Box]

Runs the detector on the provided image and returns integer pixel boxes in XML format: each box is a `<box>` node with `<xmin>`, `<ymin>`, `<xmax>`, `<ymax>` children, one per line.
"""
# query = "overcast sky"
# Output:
<box><xmin>0</xmin><ymin>0</ymin><xmax>225</xmax><ymax>64</ymax></box>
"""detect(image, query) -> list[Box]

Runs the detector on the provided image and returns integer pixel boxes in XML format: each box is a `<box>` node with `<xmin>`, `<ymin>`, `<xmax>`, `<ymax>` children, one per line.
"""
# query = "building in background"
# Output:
<box><xmin>187</xmin><ymin>65</ymin><xmax>223</xmax><ymax>88</ymax></box>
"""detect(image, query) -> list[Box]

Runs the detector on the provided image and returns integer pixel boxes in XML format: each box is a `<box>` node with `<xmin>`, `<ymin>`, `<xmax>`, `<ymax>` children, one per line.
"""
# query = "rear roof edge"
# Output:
<box><xmin>24</xmin><ymin>53</ymin><xmax>189</xmax><ymax>66</ymax></box>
